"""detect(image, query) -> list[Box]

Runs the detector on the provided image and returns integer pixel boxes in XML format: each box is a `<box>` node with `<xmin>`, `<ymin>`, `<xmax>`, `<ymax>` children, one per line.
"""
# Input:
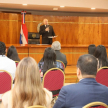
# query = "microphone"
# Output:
<box><xmin>46</xmin><ymin>25</ymin><xmax>49</xmax><ymax>28</ymax></box>
<box><xmin>46</xmin><ymin>25</ymin><xmax>49</xmax><ymax>32</ymax></box>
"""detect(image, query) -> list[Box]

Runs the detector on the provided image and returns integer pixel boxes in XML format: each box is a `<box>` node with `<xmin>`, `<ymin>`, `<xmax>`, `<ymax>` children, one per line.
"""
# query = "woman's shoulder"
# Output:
<box><xmin>43</xmin><ymin>88</ymin><xmax>52</xmax><ymax>107</ymax></box>
<box><xmin>43</xmin><ymin>88</ymin><xmax>52</xmax><ymax>97</ymax></box>
<box><xmin>2</xmin><ymin>90</ymin><xmax>12</xmax><ymax>99</ymax></box>
<box><xmin>2</xmin><ymin>90</ymin><xmax>12</xmax><ymax>108</ymax></box>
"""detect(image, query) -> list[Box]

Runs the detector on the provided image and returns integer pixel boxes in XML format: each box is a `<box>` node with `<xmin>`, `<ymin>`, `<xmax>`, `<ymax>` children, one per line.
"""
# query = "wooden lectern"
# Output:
<box><xmin>28</xmin><ymin>32</ymin><xmax>40</xmax><ymax>44</ymax></box>
<box><xmin>40</xmin><ymin>35</ymin><xmax>57</xmax><ymax>44</ymax></box>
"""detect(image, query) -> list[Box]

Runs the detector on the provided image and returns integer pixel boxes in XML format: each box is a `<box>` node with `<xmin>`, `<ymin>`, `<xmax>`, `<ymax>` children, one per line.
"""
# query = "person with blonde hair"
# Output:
<box><xmin>1</xmin><ymin>57</ymin><xmax>52</xmax><ymax>108</ymax></box>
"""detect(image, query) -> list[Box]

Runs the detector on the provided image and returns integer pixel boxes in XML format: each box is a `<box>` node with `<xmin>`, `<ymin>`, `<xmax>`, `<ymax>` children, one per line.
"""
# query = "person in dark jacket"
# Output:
<box><xmin>39</xmin><ymin>41</ymin><xmax>67</xmax><ymax>67</ymax></box>
<box><xmin>53</xmin><ymin>54</ymin><xmax>108</xmax><ymax>108</ymax></box>
<box><xmin>51</xmin><ymin>41</ymin><xmax>67</xmax><ymax>67</ymax></box>
<box><xmin>39</xmin><ymin>19</ymin><xmax>55</xmax><ymax>44</ymax></box>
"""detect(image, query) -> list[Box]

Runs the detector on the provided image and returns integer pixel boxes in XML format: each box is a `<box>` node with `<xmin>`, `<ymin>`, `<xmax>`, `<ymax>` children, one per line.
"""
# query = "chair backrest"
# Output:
<box><xmin>42</xmin><ymin>68</ymin><xmax>65</xmax><ymax>96</ymax></box>
<box><xmin>27</xmin><ymin>105</ymin><xmax>46</xmax><ymax>108</ymax></box>
<box><xmin>0</xmin><ymin>70</ymin><xmax>12</xmax><ymax>94</ymax></box>
<box><xmin>56</xmin><ymin>60</ymin><xmax>65</xmax><ymax>69</ymax></box>
<box><xmin>96</xmin><ymin>67</ymin><xmax>108</xmax><ymax>87</ymax></box>
<box><xmin>83</xmin><ymin>102</ymin><xmax>108</xmax><ymax>108</ymax></box>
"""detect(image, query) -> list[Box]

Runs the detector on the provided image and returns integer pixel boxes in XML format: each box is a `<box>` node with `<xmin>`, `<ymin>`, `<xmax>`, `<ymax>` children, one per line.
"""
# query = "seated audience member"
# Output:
<box><xmin>94</xmin><ymin>45</ymin><xmax>108</xmax><ymax>68</ymax></box>
<box><xmin>7</xmin><ymin>45</ymin><xmax>20</xmax><ymax>62</ymax></box>
<box><xmin>88</xmin><ymin>44</ymin><xmax>96</xmax><ymax>55</ymax></box>
<box><xmin>38</xmin><ymin>47</ymin><xmax>64</xmax><ymax>76</ymax></box>
<box><xmin>2</xmin><ymin>57</ymin><xmax>52</xmax><ymax>108</ymax></box>
<box><xmin>51</xmin><ymin>41</ymin><xmax>67</xmax><ymax>67</ymax></box>
<box><xmin>0</xmin><ymin>41</ymin><xmax>16</xmax><ymax>79</ymax></box>
<box><xmin>53</xmin><ymin>54</ymin><xmax>108</xmax><ymax>108</ymax></box>
<box><xmin>40</xmin><ymin>41</ymin><xmax>67</xmax><ymax>67</ymax></box>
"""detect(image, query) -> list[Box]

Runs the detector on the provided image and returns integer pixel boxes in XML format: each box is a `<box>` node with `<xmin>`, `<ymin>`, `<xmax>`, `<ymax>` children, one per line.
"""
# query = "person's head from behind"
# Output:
<box><xmin>94</xmin><ymin>45</ymin><xmax>107</xmax><ymax>67</ymax></box>
<box><xmin>77</xmin><ymin>54</ymin><xmax>98</xmax><ymax>80</ymax></box>
<box><xmin>43</xmin><ymin>19</ymin><xmax>48</xmax><ymax>25</ymax></box>
<box><xmin>43</xmin><ymin>47</ymin><xmax>56</xmax><ymax>70</ymax></box>
<box><xmin>88</xmin><ymin>44</ymin><xmax>96</xmax><ymax>55</ymax></box>
<box><xmin>12</xmin><ymin>57</ymin><xmax>46</xmax><ymax>108</ymax></box>
<box><xmin>7</xmin><ymin>45</ymin><xmax>20</xmax><ymax>61</ymax></box>
<box><xmin>51</xmin><ymin>41</ymin><xmax>61</xmax><ymax>51</ymax></box>
<box><xmin>0</xmin><ymin>41</ymin><xmax>6</xmax><ymax>55</ymax></box>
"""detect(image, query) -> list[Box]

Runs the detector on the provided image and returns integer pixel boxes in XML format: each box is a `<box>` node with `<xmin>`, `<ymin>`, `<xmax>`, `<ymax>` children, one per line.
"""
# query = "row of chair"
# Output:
<box><xmin>26</xmin><ymin>101</ymin><xmax>108</xmax><ymax>108</ymax></box>
<box><xmin>76</xmin><ymin>66</ymin><xmax>108</xmax><ymax>87</ymax></box>
<box><xmin>0</xmin><ymin>68</ymin><xmax>65</xmax><ymax>100</ymax></box>
<box><xmin>96</xmin><ymin>67</ymin><xmax>108</xmax><ymax>87</ymax></box>
<box><xmin>0</xmin><ymin>66</ymin><xmax>108</xmax><ymax>108</ymax></box>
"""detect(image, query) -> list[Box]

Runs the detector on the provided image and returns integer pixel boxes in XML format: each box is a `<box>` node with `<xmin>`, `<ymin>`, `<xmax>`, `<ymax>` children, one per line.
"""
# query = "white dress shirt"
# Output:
<box><xmin>0</xmin><ymin>55</ymin><xmax>16</xmax><ymax>79</ymax></box>
<box><xmin>0</xmin><ymin>55</ymin><xmax>16</xmax><ymax>99</ymax></box>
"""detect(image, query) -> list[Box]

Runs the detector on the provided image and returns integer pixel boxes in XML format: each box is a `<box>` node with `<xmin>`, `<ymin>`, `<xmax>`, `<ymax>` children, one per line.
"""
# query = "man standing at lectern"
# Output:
<box><xmin>39</xmin><ymin>19</ymin><xmax>55</xmax><ymax>44</ymax></box>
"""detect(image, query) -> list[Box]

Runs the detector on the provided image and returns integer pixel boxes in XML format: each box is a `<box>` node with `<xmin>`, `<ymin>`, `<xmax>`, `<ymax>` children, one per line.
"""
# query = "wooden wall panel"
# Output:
<box><xmin>5</xmin><ymin>44</ymin><xmax>88</xmax><ymax>65</ymax></box>
<box><xmin>0</xmin><ymin>12</ymin><xmax>108</xmax><ymax>45</ymax></box>
<box><xmin>29</xmin><ymin>47</ymin><xmax>46</xmax><ymax>63</ymax></box>
<box><xmin>101</xmin><ymin>25</ymin><xmax>108</xmax><ymax>45</ymax></box>
<box><xmin>61</xmin><ymin>48</ymin><xmax>72</xmax><ymax>65</ymax></box>
<box><xmin>78</xmin><ymin>17</ymin><xmax>101</xmax><ymax>45</ymax></box>
<box><xmin>72</xmin><ymin>47</ymin><xmax>88</xmax><ymax>65</ymax></box>
<box><xmin>5</xmin><ymin>44</ymin><xmax>108</xmax><ymax>66</ymax></box>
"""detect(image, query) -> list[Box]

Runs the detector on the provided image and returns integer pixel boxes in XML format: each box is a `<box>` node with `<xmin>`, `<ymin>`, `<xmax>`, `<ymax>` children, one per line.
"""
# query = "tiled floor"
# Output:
<box><xmin>65</xmin><ymin>65</ymin><xmax>78</xmax><ymax>83</ymax></box>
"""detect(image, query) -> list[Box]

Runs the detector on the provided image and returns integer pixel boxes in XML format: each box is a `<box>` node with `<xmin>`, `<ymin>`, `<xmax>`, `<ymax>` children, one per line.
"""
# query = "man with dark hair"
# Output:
<box><xmin>0</xmin><ymin>41</ymin><xmax>6</xmax><ymax>55</ymax></box>
<box><xmin>88</xmin><ymin>44</ymin><xmax>96</xmax><ymax>55</ymax></box>
<box><xmin>53</xmin><ymin>54</ymin><xmax>108</xmax><ymax>108</ymax></box>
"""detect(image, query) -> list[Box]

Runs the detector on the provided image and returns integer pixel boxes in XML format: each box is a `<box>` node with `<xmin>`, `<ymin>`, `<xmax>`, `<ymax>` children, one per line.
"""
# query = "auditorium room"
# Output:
<box><xmin>1</xmin><ymin>0</ymin><xmax>108</xmax><ymax>108</ymax></box>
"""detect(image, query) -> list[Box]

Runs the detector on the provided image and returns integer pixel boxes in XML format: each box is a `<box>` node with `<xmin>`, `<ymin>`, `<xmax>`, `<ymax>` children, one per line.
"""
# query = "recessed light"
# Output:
<box><xmin>60</xmin><ymin>6</ymin><xmax>65</xmax><ymax>8</ymax></box>
<box><xmin>23</xmin><ymin>4</ymin><xmax>27</xmax><ymax>5</ymax></box>
<box><xmin>91</xmin><ymin>8</ymin><xmax>95</xmax><ymax>9</ymax></box>
<box><xmin>53</xmin><ymin>8</ymin><xmax>58</xmax><ymax>10</ymax></box>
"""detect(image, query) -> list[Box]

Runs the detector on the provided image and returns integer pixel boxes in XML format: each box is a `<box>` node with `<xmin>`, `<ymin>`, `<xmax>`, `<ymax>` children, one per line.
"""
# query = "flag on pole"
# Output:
<box><xmin>19</xmin><ymin>11</ymin><xmax>28</xmax><ymax>44</ymax></box>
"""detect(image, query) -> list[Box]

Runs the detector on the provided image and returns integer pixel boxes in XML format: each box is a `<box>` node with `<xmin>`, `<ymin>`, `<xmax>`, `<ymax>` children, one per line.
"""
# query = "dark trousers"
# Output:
<box><xmin>42</xmin><ymin>38</ymin><xmax>52</xmax><ymax>44</ymax></box>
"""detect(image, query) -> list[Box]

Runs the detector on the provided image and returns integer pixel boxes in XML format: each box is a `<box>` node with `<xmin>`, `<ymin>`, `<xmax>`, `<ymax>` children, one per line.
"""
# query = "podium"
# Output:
<box><xmin>40</xmin><ymin>36</ymin><xmax>57</xmax><ymax>44</ymax></box>
<box><xmin>28</xmin><ymin>32</ymin><xmax>40</xmax><ymax>44</ymax></box>
<box><xmin>28</xmin><ymin>33</ymin><xmax>57</xmax><ymax>44</ymax></box>
<box><xmin>48</xmin><ymin>36</ymin><xmax>57</xmax><ymax>43</ymax></box>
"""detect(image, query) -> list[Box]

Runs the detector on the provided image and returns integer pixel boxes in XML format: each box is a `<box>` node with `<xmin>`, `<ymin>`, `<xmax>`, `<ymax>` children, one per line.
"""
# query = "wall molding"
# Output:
<box><xmin>0</xmin><ymin>19</ymin><xmax>108</xmax><ymax>24</ymax></box>
<box><xmin>1</xmin><ymin>7</ymin><xmax>108</xmax><ymax>17</ymax></box>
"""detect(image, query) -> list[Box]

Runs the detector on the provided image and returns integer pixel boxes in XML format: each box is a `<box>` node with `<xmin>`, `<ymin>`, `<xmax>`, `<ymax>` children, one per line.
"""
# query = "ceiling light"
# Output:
<box><xmin>53</xmin><ymin>8</ymin><xmax>58</xmax><ymax>10</ymax></box>
<box><xmin>60</xmin><ymin>6</ymin><xmax>65</xmax><ymax>8</ymax></box>
<box><xmin>91</xmin><ymin>8</ymin><xmax>95</xmax><ymax>9</ymax></box>
<box><xmin>23</xmin><ymin>4</ymin><xmax>27</xmax><ymax>5</ymax></box>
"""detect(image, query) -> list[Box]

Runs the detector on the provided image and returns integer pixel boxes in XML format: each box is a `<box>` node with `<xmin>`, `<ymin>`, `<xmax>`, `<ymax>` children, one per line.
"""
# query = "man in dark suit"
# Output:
<box><xmin>51</xmin><ymin>41</ymin><xmax>67</xmax><ymax>67</ymax></box>
<box><xmin>39</xmin><ymin>19</ymin><xmax>55</xmax><ymax>44</ymax></box>
<box><xmin>53</xmin><ymin>54</ymin><xmax>108</xmax><ymax>108</ymax></box>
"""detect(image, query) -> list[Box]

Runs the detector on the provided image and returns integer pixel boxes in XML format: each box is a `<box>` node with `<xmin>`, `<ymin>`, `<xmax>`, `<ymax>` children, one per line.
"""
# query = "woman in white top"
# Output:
<box><xmin>1</xmin><ymin>57</ymin><xmax>52</xmax><ymax>108</ymax></box>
